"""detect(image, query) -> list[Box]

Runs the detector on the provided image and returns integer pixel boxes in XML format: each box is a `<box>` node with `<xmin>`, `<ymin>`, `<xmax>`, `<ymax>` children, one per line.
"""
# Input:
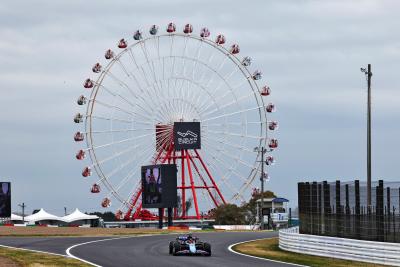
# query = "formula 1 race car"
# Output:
<box><xmin>169</xmin><ymin>234</ymin><xmax>211</xmax><ymax>256</ymax></box>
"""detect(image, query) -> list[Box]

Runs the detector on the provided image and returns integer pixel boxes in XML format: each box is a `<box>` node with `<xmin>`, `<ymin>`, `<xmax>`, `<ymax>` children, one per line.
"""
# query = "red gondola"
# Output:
<box><xmin>252</xmin><ymin>70</ymin><xmax>262</xmax><ymax>80</ymax></box>
<box><xmin>266</xmin><ymin>103</ymin><xmax>275</xmax><ymax>113</ymax></box>
<box><xmin>268</xmin><ymin>139</ymin><xmax>278</xmax><ymax>149</ymax></box>
<box><xmin>74</xmin><ymin>131</ymin><xmax>84</xmax><ymax>141</ymax></box>
<box><xmin>183</xmin><ymin>24</ymin><xmax>193</xmax><ymax>34</ymax></box>
<box><xmin>260</xmin><ymin>86</ymin><xmax>271</xmax><ymax>96</ymax></box>
<box><xmin>83</xmin><ymin>79</ymin><xmax>93</xmax><ymax>89</ymax></box>
<box><xmin>133</xmin><ymin>30</ymin><xmax>142</xmax><ymax>40</ymax></box>
<box><xmin>265</xmin><ymin>156</ymin><xmax>275</xmax><ymax>165</ymax></box>
<box><xmin>230</xmin><ymin>44</ymin><xmax>240</xmax><ymax>54</ymax></box>
<box><xmin>115</xmin><ymin>210</ymin><xmax>123</xmax><ymax>220</ymax></box>
<box><xmin>74</xmin><ymin>113</ymin><xmax>83</xmax><ymax>123</ymax></box>
<box><xmin>92</xmin><ymin>63</ymin><xmax>102</xmax><ymax>73</ymax></box>
<box><xmin>215</xmin><ymin>34</ymin><xmax>226</xmax><ymax>45</ymax></box>
<box><xmin>166</xmin><ymin>22</ymin><xmax>176</xmax><ymax>33</ymax></box>
<box><xmin>76</xmin><ymin>149</ymin><xmax>86</xmax><ymax>160</ymax></box>
<box><xmin>91</xmin><ymin>183</ymin><xmax>100</xmax><ymax>193</ymax></box>
<box><xmin>82</xmin><ymin>166</ymin><xmax>92</xmax><ymax>177</ymax></box>
<box><xmin>118</xmin><ymin>39</ymin><xmax>128</xmax><ymax>49</ymax></box>
<box><xmin>77</xmin><ymin>95</ymin><xmax>87</xmax><ymax>105</ymax></box>
<box><xmin>101</xmin><ymin>197</ymin><xmax>111</xmax><ymax>208</ymax></box>
<box><xmin>200</xmin><ymin>27</ymin><xmax>210</xmax><ymax>38</ymax></box>
<box><xmin>105</xmin><ymin>49</ymin><xmax>114</xmax><ymax>60</ymax></box>
<box><xmin>149</xmin><ymin>25</ymin><xmax>158</xmax><ymax>35</ymax></box>
<box><xmin>268</xmin><ymin>121</ymin><xmax>278</xmax><ymax>131</ymax></box>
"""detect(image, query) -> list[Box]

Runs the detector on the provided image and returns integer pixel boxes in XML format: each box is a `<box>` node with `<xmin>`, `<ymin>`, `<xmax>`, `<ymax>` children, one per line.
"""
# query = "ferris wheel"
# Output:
<box><xmin>74</xmin><ymin>23</ymin><xmax>278</xmax><ymax>220</ymax></box>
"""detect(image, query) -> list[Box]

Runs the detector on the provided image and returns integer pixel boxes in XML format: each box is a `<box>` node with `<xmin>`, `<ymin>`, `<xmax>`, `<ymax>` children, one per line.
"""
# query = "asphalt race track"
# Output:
<box><xmin>0</xmin><ymin>231</ymin><xmax>297</xmax><ymax>267</ymax></box>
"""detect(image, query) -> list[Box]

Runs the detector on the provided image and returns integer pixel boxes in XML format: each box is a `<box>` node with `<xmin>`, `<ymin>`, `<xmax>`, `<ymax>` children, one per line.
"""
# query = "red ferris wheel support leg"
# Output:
<box><xmin>173</xmin><ymin>149</ymin><xmax>178</xmax><ymax>218</ymax></box>
<box><xmin>187</xmin><ymin>153</ymin><xmax>219</xmax><ymax>207</ymax></box>
<box><xmin>181</xmin><ymin>149</ymin><xmax>186</xmax><ymax>218</ymax></box>
<box><xmin>186</xmin><ymin>150</ymin><xmax>201</xmax><ymax>219</ymax></box>
<box><xmin>194</xmin><ymin>149</ymin><xmax>227</xmax><ymax>205</ymax></box>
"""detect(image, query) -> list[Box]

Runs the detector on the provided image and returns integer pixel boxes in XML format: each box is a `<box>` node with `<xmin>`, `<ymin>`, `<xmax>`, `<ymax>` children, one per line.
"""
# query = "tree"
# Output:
<box><xmin>89</xmin><ymin>211</ymin><xmax>115</xmax><ymax>221</ymax></box>
<box><xmin>241</xmin><ymin>190</ymin><xmax>276</xmax><ymax>224</ymax></box>
<box><xmin>212</xmin><ymin>204</ymin><xmax>245</xmax><ymax>225</ymax></box>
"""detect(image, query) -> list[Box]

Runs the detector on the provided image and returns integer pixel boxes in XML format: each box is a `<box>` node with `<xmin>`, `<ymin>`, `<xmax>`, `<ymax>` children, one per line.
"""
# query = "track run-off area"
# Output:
<box><xmin>0</xmin><ymin>231</ymin><xmax>302</xmax><ymax>267</ymax></box>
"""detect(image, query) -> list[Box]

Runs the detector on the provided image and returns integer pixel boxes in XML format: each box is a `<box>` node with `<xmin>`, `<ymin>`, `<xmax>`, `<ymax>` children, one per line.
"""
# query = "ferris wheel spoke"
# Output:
<box><xmin>200</xmin><ymin>91</ymin><xmax>254</xmax><ymax>118</ymax></box>
<box><xmin>86</xmin><ymin>131</ymin><xmax>155</xmax><ymax>151</ymax></box>
<box><xmin>91</xmin><ymin>143</ymin><xmax>142</xmax><ymax>168</ymax></box>
<box><xmin>203</xmin><ymin>137</ymin><xmax>254</xmax><ymax>170</ymax></box>
<box><xmin>190</xmin><ymin>39</ymin><xmax>204</xmax><ymax>81</ymax></box>
<box><xmin>202</xmin><ymin>106</ymin><xmax>262</xmax><ymax>122</ymax></box>
<box><xmin>205</xmin><ymin>133</ymin><xmax>253</xmax><ymax>153</ymax></box>
<box><xmin>106</xmin><ymin>60</ymin><xmax>158</xmax><ymax>116</ymax></box>
<box><xmin>113</xmin><ymin>59</ymin><xmax>147</xmax><ymax>100</ymax></box>
<box><xmin>110</xmin><ymin>146</ymin><xmax>155</xmax><ymax>196</ymax></box>
<box><xmin>204</xmin><ymin>121</ymin><xmax>263</xmax><ymax>127</ymax></box>
<box><xmin>202</xmin><ymin>139</ymin><xmax>249</xmax><ymax>183</ymax></box>
<box><xmin>124</xmin><ymin>50</ymin><xmax>166</xmax><ymax>119</ymax></box>
<box><xmin>98</xmin><ymin>80</ymin><xmax>155</xmax><ymax>122</ymax></box>
<box><xmin>87</xmin><ymin>127</ymin><xmax>153</xmax><ymax>134</ymax></box>
<box><xmin>93</xmin><ymin>98</ymin><xmax>153</xmax><ymax>122</ymax></box>
<box><xmin>93</xmin><ymin>99</ymin><xmax>135</xmax><ymax>117</ymax></box>
<box><xmin>204</xmin><ymin>155</ymin><xmax>243</xmax><ymax>201</ymax></box>
<box><xmin>103</xmin><ymin>143</ymin><xmax>154</xmax><ymax>182</ymax></box>
<box><xmin>198</xmin><ymin>72</ymin><xmax>251</xmax><ymax>116</ymax></box>
<box><xmin>118</xmin><ymin>180</ymin><xmax>142</xmax><ymax>210</ymax></box>
<box><xmin>90</xmin><ymin>115</ymin><xmax>132</xmax><ymax>124</ymax></box>
<box><xmin>207</xmin><ymin>130</ymin><xmax>263</xmax><ymax>140</ymax></box>
<box><xmin>140</xmin><ymin>42</ymin><xmax>165</xmax><ymax>99</ymax></box>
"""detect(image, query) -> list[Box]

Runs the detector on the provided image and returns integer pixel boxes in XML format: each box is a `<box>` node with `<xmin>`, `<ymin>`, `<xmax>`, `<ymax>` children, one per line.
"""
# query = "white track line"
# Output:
<box><xmin>66</xmin><ymin>236</ymin><xmax>139</xmax><ymax>267</ymax></box>
<box><xmin>228</xmin><ymin>237</ymin><xmax>308</xmax><ymax>267</ymax></box>
<box><xmin>65</xmin><ymin>233</ymin><xmax>177</xmax><ymax>267</ymax></box>
<box><xmin>0</xmin><ymin>244</ymin><xmax>67</xmax><ymax>257</ymax></box>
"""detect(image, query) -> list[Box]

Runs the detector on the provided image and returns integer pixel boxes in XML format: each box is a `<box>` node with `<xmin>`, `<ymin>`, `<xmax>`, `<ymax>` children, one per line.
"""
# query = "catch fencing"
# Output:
<box><xmin>298</xmin><ymin>180</ymin><xmax>400</xmax><ymax>242</ymax></box>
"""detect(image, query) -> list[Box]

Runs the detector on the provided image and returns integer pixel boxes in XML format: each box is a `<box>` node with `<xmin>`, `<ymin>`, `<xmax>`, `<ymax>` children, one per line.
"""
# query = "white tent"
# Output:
<box><xmin>11</xmin><ymin>213</ymin><xmax>23</xmax><ymax>221</ymax></box>
<box><xmin>24</xmin><ymin>208</ymin><xmax>64</xmax><ymax>223</ymax></box>
<box><xmin>62</xmin><ymin>208</ymin><xmax>99</xmax><ymax>223</ymax></box>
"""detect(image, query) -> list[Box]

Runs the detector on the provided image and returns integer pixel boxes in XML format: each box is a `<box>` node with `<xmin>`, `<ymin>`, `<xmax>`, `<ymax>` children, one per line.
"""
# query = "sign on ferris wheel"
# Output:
<box><xmin>73</xmin><ymin>22</ymin><xmax>278</xmax><ymax>221</ymax></box>
<box><xmin>174</xmin><ymin>122</ymin><xmax>201</xmax><ymax>150</ymax></box>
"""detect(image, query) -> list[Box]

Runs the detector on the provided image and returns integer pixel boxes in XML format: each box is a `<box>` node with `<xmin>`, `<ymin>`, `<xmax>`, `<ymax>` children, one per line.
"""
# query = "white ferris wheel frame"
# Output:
<box><xmin>81</xmin><ymin>31</ymin><xmax>270</xmax><ymax>211</ymax></box>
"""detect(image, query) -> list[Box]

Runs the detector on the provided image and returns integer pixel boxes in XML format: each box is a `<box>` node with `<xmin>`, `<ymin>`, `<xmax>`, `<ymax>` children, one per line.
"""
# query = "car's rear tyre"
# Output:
<box><xmin>173</xmin><ymin>242</ymin><xmax>180</xmax><ymax>256</ymax></box>
<box><xmin>204</xmin><ymin>242</ymin><xmax>211</xmax><ymax>256</ymax></box>
<box><xmin>169</xmin><ymin>241</ymin><xmax>173</xmax><ymax>255</ymax></box>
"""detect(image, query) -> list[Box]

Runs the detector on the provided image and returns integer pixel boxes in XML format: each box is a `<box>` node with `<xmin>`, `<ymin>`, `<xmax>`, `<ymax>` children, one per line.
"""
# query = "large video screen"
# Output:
<box><xmin>141</xmin><ymin>164</ymin><xmax>177</xmax><ymax>209</ymax></box>
<box><xmin>0</xmin><ymin>182</ymin><xmax>11</xmax><ymax>218</ymax></box>
<box><xmin>174</xmin><ymin>122</ymin><xmax>201</xmax><ymax>150</ymax></box>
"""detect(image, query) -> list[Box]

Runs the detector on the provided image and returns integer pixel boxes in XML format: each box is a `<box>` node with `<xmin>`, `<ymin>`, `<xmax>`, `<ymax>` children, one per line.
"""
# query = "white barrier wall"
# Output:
<box><xmin>213</xmin><ymin>225</ymin><xmax>256</xmax><ymax>230</ymax></box>
<box><xmin>279</xmin><ymin>227</ymin><xmax>400</xmax><ymax>266</ymax></box>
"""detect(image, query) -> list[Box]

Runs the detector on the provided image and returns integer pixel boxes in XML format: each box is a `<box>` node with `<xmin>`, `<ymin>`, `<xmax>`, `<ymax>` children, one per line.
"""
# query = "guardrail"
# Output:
<box><xmin>279</xmin><ymin>227</ymin><xmax>400</xmax><ymax>266</ymax></box>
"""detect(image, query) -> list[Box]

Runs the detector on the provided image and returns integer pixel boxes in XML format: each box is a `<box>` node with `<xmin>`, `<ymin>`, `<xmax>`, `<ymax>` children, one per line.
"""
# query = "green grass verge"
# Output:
<box><xmin>232</xmin><ymin>238</ymin><xmax>387</xmax><ymax>267</ymax></box>
<box><xmin>0</xmin><ymin>247</ymin><xmax>91</xmax><ymax>267</ymax></box>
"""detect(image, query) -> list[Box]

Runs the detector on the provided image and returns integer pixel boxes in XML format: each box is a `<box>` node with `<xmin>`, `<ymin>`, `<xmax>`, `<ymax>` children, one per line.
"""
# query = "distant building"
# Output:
<box><xmin>256</xmin><ymin>197</ymin><xmax>289</xmax><ymax>229</ymax></box>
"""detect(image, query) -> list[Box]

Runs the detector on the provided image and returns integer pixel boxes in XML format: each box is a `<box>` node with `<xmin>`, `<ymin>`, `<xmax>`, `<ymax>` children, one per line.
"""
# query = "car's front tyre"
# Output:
<box><xmin>204</xmin><ymin>242</ymin><xmax>211</xmax><ymax>256</ymax></box>
<box><xmin>173</xmin><ymin>242</ymin><xmax>181</xmax><ymax>256</ymax></box>
<box><xmin>169</xmin><ymin>241</ymin><xmax>173</xmax><ymax>255</ymax></box>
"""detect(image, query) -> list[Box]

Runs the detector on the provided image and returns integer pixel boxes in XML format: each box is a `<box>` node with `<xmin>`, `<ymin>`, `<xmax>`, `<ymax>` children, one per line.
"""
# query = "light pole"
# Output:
<box><xmin>254</xmin><ymin>146</ymin><xmax>271</xmax><ymax>230</ymax></box>
<box><xmin>18</xmin><ymin>203</ymin><xmax>26</xmax><ymax>222</ymax></box>
<box><xmin>361</xmin><ymin>64</ymin><xmax>372</xmax><ymax>207</ymax></box>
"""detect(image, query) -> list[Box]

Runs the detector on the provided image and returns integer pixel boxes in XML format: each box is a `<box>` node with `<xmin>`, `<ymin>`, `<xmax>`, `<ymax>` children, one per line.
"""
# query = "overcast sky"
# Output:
<box><xmin>1</xmin><ymin>0</ymin><xmax>399</xmax><ymax>215</ymax></box>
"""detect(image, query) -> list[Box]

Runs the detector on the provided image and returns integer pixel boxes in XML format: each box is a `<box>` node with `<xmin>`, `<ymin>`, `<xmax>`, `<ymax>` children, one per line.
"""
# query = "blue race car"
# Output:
<box><xmin>169</xmin><ymin>234</ymin><xmax>211</xmax><ymax>256</ymax></box>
